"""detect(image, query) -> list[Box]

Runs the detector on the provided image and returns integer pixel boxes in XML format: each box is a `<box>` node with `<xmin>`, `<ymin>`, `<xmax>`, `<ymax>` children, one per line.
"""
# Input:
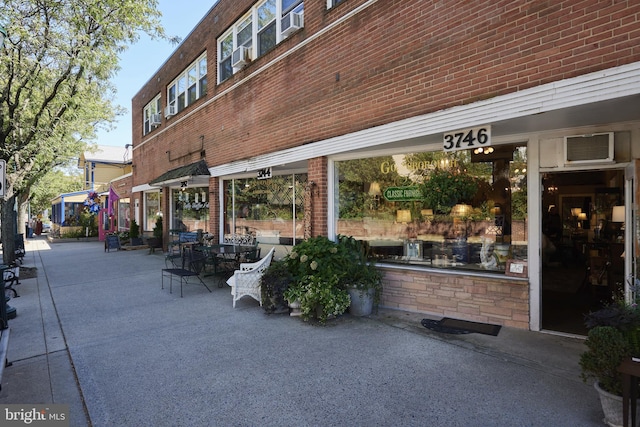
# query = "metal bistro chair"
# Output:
<box><xmin>226</xmin><ymin>247</ymin><xmax>275</xmax><ymax>308</ymax></box>
<box><xmin>162</xmin><ymin>246</ymin><xmax>212</xmax><ymax>297</ymax></box>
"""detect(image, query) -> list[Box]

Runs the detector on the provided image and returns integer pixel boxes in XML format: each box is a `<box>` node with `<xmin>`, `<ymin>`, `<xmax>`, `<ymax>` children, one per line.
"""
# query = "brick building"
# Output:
<box><xmin>130</xmin><ymin>0</ymin><xmax>640</xmax><ymax>333</ymax></box>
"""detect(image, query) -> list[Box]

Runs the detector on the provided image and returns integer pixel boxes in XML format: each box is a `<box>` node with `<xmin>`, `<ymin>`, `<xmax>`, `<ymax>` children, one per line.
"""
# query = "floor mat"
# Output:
<box><xmin>421</xmin><ymin>317</ymin><xmax>501</xmax><ymax>336</ymax></box>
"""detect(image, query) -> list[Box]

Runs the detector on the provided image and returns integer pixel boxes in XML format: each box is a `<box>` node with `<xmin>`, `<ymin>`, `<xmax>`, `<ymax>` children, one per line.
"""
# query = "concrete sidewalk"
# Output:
<box><xmin>0</xmin><ymin>236</ymin><xmax>603</xmax><ymax>426</ymax></box>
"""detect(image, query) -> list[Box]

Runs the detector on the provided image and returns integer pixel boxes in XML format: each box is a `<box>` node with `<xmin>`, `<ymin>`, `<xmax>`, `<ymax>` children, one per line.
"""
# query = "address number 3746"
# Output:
<box><xmin>443</xmin><ymin>126</ymin><xmax>491</xmax><ymax>152</ymax></box>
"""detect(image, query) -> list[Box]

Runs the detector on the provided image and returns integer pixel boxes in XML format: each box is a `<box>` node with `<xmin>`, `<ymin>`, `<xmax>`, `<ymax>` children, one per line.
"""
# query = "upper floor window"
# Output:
<box><xmin>143</xmin><ymin>95</ymin><xmax>161</xmax><ymax>136</ymax></box>
<box><xmin>166</xmin><ymin>53</ymin><xmax>207</xmax><ymax>118</ymax></box>
<box><xmin>327</xmin><ymin>0</ymin><xmax>345</xmax><ymax>8</ymax></box>
<box><xmin>217</xmin><ymin>0</ymin><xmax>304</xmax><ymax>84</ymax></box>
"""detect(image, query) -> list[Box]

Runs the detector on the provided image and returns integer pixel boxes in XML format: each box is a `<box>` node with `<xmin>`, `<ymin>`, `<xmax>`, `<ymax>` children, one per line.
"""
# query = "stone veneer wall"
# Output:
<box><xmin>379</xmin><ymin>267</ymin><xmax>530</xmax><ymax>330</ymax></box>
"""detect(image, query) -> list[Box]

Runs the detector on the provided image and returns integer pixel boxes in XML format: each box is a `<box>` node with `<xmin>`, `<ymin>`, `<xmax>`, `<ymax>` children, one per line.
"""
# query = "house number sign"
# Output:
<box><xmin>443</xmin><ymin>125</ymin><xmax>491</xmax><ymax>152</ymax></box>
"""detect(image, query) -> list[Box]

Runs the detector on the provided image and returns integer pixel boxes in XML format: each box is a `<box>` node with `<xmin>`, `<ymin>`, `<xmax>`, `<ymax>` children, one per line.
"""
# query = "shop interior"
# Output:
<box><xmin>541</xmin><ymin>169</ymin><xmax>626</xmax><ymax>335</ymax></box>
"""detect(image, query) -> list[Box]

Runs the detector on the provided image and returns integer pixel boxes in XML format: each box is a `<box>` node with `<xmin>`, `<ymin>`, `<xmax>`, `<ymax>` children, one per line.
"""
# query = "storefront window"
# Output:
<box><xmin>118</xmin><ymin>198</ymin><xmax>130</xmax><ymax>231</ymax></box>
<box><xmin>144</xmin><ymin>191</ymin><xmax>162</xmax><ymax>231</ymax></box>
<box><xmin>335</xmin><ymin>144</ymin><xmax>528</xmax><ymax>273</ymax></box>
<box><xmin>224</xmin><ymin>174</ymin><xmax>306</xmax><ymax>245</ymax></box>
<box><xmin>171</xmin><ymin>187</ymin><xmax>210</xmax><ymax>233</ymax></box>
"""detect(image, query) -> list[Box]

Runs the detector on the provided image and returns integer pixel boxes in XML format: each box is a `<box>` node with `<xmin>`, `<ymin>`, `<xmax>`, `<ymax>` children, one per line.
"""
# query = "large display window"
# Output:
<box><xmin>223</xmin><ymin>174</ymin><xmax>307</xmax><ymax>245</ymax></box>
<box><xmin>144</xmin><ymin>191</ymin><xmax>162</xmax><ymax>231</ymax></box>
<box><xmin>171</xmin><ymin>187</ymin><xmax>210</xmax><ymax>233</ymax></box>
<box><xmin>334</xmin><ymin>144</ymin><xmax>528</xmax><ymax>273</ymax></box>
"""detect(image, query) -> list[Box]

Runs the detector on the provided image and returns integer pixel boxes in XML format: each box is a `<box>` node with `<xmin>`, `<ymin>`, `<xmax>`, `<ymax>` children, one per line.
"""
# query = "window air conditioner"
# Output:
<box><xmin>281</xmin><ymin>11</ymin><xmax>304</xmax><ymax>38</ymax></box>
<box><xmin>564</xmin><ymin>132</ymin><xmax>614</xmax><ymax>165</ymax></box>
<box><xmin>150</xmin><ymin>114</ymin><xmax>161</xmax><ymax>126</ymax></box>
<box><xmin>231</xmin><ymin>46</ymin><xmax>251</xmax><ymax>68</ymax></box>
<box><xmin>164</xmin><ymin>105</ymin><xmax>176</xmax><ymax>118</ymax></box>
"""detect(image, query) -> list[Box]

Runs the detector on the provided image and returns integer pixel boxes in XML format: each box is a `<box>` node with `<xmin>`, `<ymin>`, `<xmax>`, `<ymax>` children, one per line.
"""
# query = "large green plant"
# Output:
<box><xmin>421</xmin><ymin>169</ymin><xmax>478</xmax><ymax>214</ymax></box>
<box><xmin>285</xmin><ymin>236</ymin><xmax>351</xmax><ymax>284</ymax></box>
<box><xmin>580</xmin><ymin>326</ymin><xmax>630</xmax><ymax>396</ymax></box>
<box><xmin>337</xmin><ymin>235</ymin><xmax>383</xmax><ymax>302</ymax></box>
<box><xmin>129</xmin><ymin>219</ymin><xmax>140</xmax><ymax>239</ymax></box>
<box><xmin>284</xmin><ymin>274</ymin><xmax>350</xmax><ymax>324</ymax></box>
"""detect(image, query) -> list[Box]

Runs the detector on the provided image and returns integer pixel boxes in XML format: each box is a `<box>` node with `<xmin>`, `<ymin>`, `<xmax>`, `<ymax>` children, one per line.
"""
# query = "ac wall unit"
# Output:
<box><xmin>281</xmin><ymin>11</ymin><xmax>304</xmax><ymax>38</ymax></box>
<box><xmin>164</xmin><ymin>105</ymin><xmax>176</xmax><ymax>118</ymax></box>
<box><xmin>564</xmin><ymin>132</ymin><xmax>614</xmax><ymax>165</ymax></box>
<box><xmin>231</xmin><ymin>46</ymin><xmax>251</xmax><ymax>68</ymax></box>
<box><xmin>149</xmin><ymin>114</ymin><xmax>161</xmax><ymax>126</ymax></box>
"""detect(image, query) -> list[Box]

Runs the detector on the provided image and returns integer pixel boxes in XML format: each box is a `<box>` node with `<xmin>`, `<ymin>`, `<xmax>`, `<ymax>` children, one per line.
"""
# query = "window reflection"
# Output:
<box><xmin>335</xmin><ymin>144</ymin><xmax>528</xmax><ymax>273</ymax></box>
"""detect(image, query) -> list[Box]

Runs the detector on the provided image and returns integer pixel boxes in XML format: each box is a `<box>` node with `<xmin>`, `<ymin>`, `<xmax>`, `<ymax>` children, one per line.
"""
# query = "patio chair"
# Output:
<box><xmin>162</xmin><ymin>246</ymin><xmax>212</xmax><ymax>297</ymax></box>
<box><xmin>226</xmin><ymin>247</ymin><xmax>275</xmax><ymax>307</ymax></box>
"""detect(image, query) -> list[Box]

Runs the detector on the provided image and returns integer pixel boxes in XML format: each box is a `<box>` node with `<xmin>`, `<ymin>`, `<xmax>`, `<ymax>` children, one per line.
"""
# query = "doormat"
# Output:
<box><xmin>421</xmin><ymin>317</ymin><xmax>501</xmax><ymax>336</ymax></box>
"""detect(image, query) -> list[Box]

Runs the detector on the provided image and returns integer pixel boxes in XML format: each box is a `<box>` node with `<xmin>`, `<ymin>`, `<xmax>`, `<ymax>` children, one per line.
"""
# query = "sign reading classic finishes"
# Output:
<box><xmin>383</xmin><ymin>186</ymin><xmax>423</xmax><ymax>201</ymax></box>
<box><xmin>443</xmin><ymin>125</ymin><xmax>491</xmax><ymax>152</ymax></box>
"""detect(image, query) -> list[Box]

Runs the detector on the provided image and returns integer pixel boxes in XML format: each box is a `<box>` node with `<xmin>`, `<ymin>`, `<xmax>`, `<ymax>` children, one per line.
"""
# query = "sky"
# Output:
<box><xmin>95</xmin><ymin>0</ymin><xmax>218</xmax><ymax>147</ymax></box>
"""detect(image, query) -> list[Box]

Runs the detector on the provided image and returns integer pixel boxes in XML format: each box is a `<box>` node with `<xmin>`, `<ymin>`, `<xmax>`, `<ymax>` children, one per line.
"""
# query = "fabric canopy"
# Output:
<box><xmin>149</xmin><ymin>160</ymin><xmax>210</xmax><ymax>186</ymax></box>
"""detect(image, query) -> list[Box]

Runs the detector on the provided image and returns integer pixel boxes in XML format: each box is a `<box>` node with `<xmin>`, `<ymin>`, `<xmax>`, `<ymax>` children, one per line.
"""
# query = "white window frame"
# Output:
<box><xmin>166</xmin><ymin>52</ymin><xmax>207</xmax><ymax>116</ymax></box>
<box><xmin>143</xmin><ymin>95</ymin><xmax>161</xmax><ymax>136</ymax></box>
<box><xmin>217</xmin><ymin>0</ymin><xmax>304</xmax><ymax>84</ymax></box>
<box><xmin>327</xmin><ymin>0</ymin><xmax>344</xmax><ymax>8</ymax></box>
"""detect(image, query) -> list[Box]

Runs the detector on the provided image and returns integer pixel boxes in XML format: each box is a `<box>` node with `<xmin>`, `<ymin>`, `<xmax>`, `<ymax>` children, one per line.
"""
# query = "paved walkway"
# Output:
<box><xmin>0</xmin><ymin>236</ymin><xmax>604</xmax><ymax>426</ymax></box>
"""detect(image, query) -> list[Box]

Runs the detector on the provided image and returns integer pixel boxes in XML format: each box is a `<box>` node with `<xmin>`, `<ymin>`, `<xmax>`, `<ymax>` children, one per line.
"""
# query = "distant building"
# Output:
<box><xmin>51</xmin><ymin>145</ymin><xmax>131</xmax><ymax>230</ymax></box>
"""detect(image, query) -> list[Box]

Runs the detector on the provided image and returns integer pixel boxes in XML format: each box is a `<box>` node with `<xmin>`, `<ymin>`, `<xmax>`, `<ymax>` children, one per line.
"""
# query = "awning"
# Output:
<box><xmin>149</xmin><ymin>160</ymin><xmax>210</xmax><ymax>187</ymax></box>
<box><xmin>132</xmin><ymin>183</ymin><xmax>160</xmax><ymax>192</ymax></box>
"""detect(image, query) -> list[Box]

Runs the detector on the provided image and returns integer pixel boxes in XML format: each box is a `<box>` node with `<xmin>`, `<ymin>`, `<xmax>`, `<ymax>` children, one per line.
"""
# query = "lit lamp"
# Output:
<box><xmin>612</xmin><ymin>205</ymin><xmax>625</xmax><ymax>241</ymax></box>
<box><xmin>396</xmin><ymin>210</ymin><xmax>411</xmax><ymax>223</ymax></box>
<box><xmin>451</xmin><ymin>204</ymin><xmax>472</xmax><ymax>218</ymax></box>
<box><xmin>577</xmin><ymin>212</ymin><xmax>587</xmax><ymax>229</ymax></box>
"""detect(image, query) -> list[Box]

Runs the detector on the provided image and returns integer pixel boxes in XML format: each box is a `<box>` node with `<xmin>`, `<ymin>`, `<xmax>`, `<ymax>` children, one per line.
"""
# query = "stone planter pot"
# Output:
<box><xmin>347</xmin><ymin>287</ymin><xmax>375</xmax><ymax>317</ymax></box>
<box><xmin>593</xmin><ymin>381</ymin><xmax>637</xmax><ymax>427</ymax></box>
<box><xmin>289</xmin><ymin>299</ymin><xmax>301</xmax><ymax>317</ymax></box>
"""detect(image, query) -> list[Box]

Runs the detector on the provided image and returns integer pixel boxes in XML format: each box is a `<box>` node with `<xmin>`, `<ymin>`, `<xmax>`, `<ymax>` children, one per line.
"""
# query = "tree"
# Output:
<box><xmin>0</xmin><ymin>1</ymin><xmax>165</xmax><ymax>263</ymax></box>
<box><xmin>30</xmin><ymin>167</ymin><xmax>83</xmax><ymax>218</ymax></box>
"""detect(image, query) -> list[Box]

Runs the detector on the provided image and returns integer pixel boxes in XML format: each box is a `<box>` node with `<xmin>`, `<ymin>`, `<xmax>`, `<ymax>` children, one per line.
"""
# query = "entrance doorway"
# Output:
<box><xmin>541</xmin><ymin>170</ymin><xmax>626</xmax><ymax>335</ymax></box>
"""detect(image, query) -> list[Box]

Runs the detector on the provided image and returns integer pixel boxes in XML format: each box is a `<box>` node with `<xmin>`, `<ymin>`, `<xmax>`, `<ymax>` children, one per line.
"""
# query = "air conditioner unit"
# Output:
<box><xmin>231</xmin><ymin>46</ymin><xmax>251</xmax><ymax>68</ymax></box>
<box><xmin>281</xmin><ymin>11</ymin><xmax>304</xmax><ymax>38</ymax></box>
<box><xmin>164</xmin><ymin>105</ymin><xmax>176</xmax><ymax>118</ymax></box>
<box><xmin>149</xmin><ymin>114</ymin><xmax>161</xmax><ymax>126</ymax></box>
<box><xmin>564</xmin><ymin>132</ymin><xmax>614</xmax><ymax>165</ymax></box>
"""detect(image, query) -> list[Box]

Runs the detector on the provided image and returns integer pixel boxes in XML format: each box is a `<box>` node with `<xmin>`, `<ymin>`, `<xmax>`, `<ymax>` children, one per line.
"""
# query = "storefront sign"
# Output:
<box><xmin>383</xmin><ymin>186</ymin><xmax>423</xmax><ymax>201</ymax></box>
<box><xmin>443</xmin><ymin>125</ymin><xmax>491</xmax><ymax>152</ymax></box>
<box><xmin>257</xmin><ymin>167</ymin><xmax>272</xmax><ymax>180</ymax></box>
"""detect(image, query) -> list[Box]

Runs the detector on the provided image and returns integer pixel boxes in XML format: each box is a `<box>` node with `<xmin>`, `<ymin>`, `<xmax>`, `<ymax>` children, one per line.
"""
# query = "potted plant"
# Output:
<box><xmin>129</xmin><ymin>219</ymin><xmax>143</xmax><ymax>246</ymax></box>
<box><xmin>261</xmin><ymin>259</ymin><xmax>293</xmax><ymax>315</ymax></box>
<box><xmin>147</xmin><ymin>216</ymin><xmax>163</xmax><ymax>251</ymax></box>
<box><xmin>580</xmin><ymin>279</ymin><xmax>640</xmax><ymax>426</ymax></box>
<box><xmin>283</xmin><ymin>236</ymin><xmax>352</xmax><ymax>323</ymax></box>
<box><xmin>286</xmin><ymin>274</ymin><xmax>350</xmax><ymax>323</ymax></box>
<box><xmin>337</xmin><ymin>235</ymin><xmax>383</xmax><ymax>316</ymax></box>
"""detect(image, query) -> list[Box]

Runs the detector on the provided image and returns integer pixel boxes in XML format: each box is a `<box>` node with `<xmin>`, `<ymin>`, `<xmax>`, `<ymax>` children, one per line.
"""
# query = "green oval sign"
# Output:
<box><xmin>383</xmin><ymin>186</ymin><xmax>423</xmax><ymax>201</ymax></box>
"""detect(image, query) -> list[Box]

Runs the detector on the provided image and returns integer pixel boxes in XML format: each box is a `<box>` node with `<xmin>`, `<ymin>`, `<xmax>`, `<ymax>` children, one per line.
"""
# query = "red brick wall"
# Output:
<box><xmin>380</xmin><ymin>267</ymin><xmax>530</xmax><ymax>329</ymax></box>
<box><xmin>308</xmin><ymin>157</ymin><xmax>328</xmax><ymax>237</ymax></box>
<box><xmin>132</xmin><ymin>0</ymin><xmax>640</xmax><ymax>187</ymax></box>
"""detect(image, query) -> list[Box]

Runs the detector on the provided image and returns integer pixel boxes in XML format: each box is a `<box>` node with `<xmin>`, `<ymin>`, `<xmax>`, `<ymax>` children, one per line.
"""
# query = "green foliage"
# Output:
<box><xmin>581</xmin><ymin>284</ymin><xmax>640</xmax><ymax>396</ymax></box>
<box><xmin>337</xmin><ymin>235</ymin><xmax>383</xmax><ymax>300</ymax></box>
<box><xmin>129</xmin><ymin>219</ymin><xmax>140</xmax><ymax>239</ymax></box>
<box><xmin>285</xmin><ymin>236</ymin><xmax>351</xmax><ymax>285</ymax></box>
<box><xmin>284</xmin><ymin>274</ymin><xmax>350</xmax><ymax>324</ymax></box>
<box><xmin>580</xmin><ymin>326</ymin><xmax>630</xmax><ymax>396</ymax></box>
<box><xmin>153</xmin><ymin>216</ymin><xmax>163</xmax><ymax>239</ymax></box>
<box><xmin>0</xmin><ymin>0</ymin><xmax>166</xmax><ymax>263</ymax></box>
<box><xmin>261</xmin><ymin>259</ymin><xmax>294</xmax><ymax>314</ymax></box>
<box><xmin>30</xmin><ymin>168</ymin><xmax>83</xmax><ymax>217</ymax></box>
<box><xmin>421</xmin><ymin>169</ymin><xmax>478</xmax><ymax>214</ymax></box>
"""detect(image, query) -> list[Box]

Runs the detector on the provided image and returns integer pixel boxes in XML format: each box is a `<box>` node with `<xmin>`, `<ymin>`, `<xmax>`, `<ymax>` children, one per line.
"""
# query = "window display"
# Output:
<box><xmin>335</xmin><ymin>144</ymin><xmax>528</xmax><ymax>273</ymax></box>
